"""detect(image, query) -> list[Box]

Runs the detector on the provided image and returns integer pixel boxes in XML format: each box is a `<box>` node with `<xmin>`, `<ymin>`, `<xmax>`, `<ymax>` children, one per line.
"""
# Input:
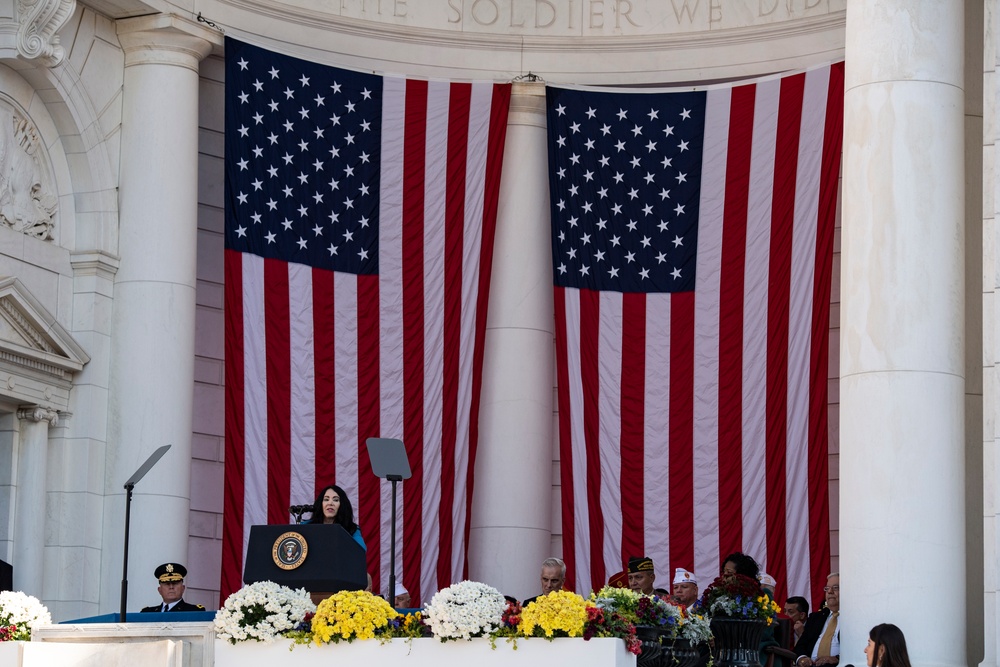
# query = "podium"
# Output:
<box><xmin>243</xmin><ymin>524</ymin><xmax>367</xmax><ymax>599</ymax></box>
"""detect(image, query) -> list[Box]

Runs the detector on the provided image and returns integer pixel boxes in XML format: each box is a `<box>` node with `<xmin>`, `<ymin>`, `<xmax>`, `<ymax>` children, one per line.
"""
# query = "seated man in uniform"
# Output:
<box><xmin>140</xmin><ymin>563</ymin><xmax>206</xmax><ymax>612</ymax></box>
<box><xmin>627</xmin><ymin>556</ymin><xmax>656</xmax><ymax>595</ymax></box>
<box><xmin>671</xmin><ymin>568</ymin><xmax>699</xmax><ymax>606</ymax></box>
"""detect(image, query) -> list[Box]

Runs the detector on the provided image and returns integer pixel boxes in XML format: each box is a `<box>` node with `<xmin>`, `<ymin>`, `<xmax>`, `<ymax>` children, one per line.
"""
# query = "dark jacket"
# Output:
<box><xmin>140</xmin><ymin>599</ymin><xmax>206</xmax><ymax>613</ymax></box>
<box><xmin>794</xmin><ymin>608</ymin><xmax>837</xmax><ymax>659</ymax></box>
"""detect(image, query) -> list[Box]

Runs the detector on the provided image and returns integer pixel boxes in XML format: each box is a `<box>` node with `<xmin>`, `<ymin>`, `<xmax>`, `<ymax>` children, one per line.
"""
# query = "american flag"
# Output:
<box><xmin>549</xmin><ymin>63</ymin><xmax>843</xmax><ymax>607</ymax></box>
<box><xmin>221</xmin><ymin>37</ymin><xmax>511</xmax><ymax>604</ymax></box>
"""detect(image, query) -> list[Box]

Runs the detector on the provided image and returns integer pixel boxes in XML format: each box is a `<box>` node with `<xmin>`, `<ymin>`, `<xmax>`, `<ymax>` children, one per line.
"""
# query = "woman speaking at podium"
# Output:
<box><xmin>308</xmin><ymin>484</ymin><xmax>367</xmax><ymax>550</ymax></box>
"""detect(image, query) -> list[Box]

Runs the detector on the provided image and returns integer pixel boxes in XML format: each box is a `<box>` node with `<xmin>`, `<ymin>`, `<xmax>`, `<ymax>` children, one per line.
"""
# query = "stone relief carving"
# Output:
<box><xmin>0</xmin><ymin>103</ymin><xmax>57</xmax><ymax>241</ymax></box>
<box><xmin>16</xmin><ymin>405</ymin><xmax>59</xmax><ymax>425</ymax></box>
<box><xmin>15</xmin><ymin>0</ymin><xmax>75</xmax><ymax>66</ymax></box>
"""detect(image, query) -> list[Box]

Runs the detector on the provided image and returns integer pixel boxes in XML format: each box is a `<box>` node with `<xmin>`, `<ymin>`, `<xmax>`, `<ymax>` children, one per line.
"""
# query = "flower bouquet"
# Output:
<box><xmin>490</xmin><ymin>599</ymin><xmax>522</xmax><ymax>645</ymax></box>
<box><xmin>674</xmin><ymin>606</ymin><xmax>712</xmax><ymax>644</ymax></box>
<box><xmin>423</xmin><ymin>580</ymin><xmax>506</xmax><ymax>641</ymax></box>
<box><xmin>697</xmin><ymin>574</ymin><xmax>778</xmax><ymax>624</ymax></box>
<box><xmin>384</xmin><ymin>611</ymin><xmax>433</xmax><ymax>639</ymax></box>
<box><xmin>698</xmin><ymin>573</ymin><xmax>779</xmax><ymax>664</ymax></box>
<box><xmin>214</xmin><ymin>581</ymin><xmax>315</xmax><ymax>644</ymax></box>
<box><xmin>582</xmin><ymin>603</ymin><xmax>641</xmax><ymax>656</ymax></box>
<box><xmin>519</xmin><ymin>590</ymin><xmax>590</xmax><ymax>638</ymax></box>
<box><xmin>591</xmin><ymin>586</ymin><xmax>643</xmax><ymax>624</ymax></box>
<box><xmin>311</xmin><ymin>589</ymin><xmax>399</xmax><ymax>643</ymax></box>
<box><xmin>0</xmin><ymin>591</ymin><xmax>51</xmax><ymax>641</ymax></box>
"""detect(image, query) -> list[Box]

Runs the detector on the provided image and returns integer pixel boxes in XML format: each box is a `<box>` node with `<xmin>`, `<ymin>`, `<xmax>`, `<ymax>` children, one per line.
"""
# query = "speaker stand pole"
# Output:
<box><xmin>387</xmin><ymin>474</ymin><xmax>402</xmax><ymax>607</ymax></box>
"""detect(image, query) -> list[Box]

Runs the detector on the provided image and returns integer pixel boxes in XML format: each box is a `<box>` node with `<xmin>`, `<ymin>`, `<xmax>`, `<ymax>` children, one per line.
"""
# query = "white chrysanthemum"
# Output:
<box><xmin>214</xmin><ymin>581</ymin><xmax>315</xmax><ymax>644</ymax></box>
<box><xmin>0</xmin><ymin>591</ymin><xmax>52</xmax><ymax>641</ymax></box>
<box><xmin>422</xmin><ymin>580</ymin><xmax>505</xmax><ymax>640</ymax></box>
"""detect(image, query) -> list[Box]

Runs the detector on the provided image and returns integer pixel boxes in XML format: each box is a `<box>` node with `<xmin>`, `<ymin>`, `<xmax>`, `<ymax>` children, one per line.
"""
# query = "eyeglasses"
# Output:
<box><xmin>823</xmin><ymin>585</ymin><xmax>839</xmax><ymax>593</ymax></box>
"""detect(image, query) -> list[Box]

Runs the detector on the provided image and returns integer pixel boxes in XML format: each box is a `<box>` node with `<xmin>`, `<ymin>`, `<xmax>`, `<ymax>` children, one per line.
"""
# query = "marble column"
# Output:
<box><xmin>469</xmin><ymin>82</ymin><xmax>555</xmax><ymax>600</ymax></box>
<box><xmin>841</xmin><ymin>2</ymin><xmax>966</xmax><ymax>666</ymax></box>
<box><xmin>100</xmin><ymin>15</ymin><xmax>215</xmax><ymax>612</ymax></box>
<box><xmin>12</xmin><ymin>406</ymin><xmax>58</xmax><ymax>597</ymax></box>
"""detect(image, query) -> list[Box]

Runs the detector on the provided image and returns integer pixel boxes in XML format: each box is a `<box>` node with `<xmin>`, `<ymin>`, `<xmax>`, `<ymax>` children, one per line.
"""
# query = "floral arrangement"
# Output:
<box><xmin>582</xmin><ymin>603</ymin><xmax>641</xmax><ymax>655</ymax></box>
<box><xmin>384</xmin><ymin>611</ymin><xmax>433</xmax><ymax>639</ymax></box>
<box><xmin>311</xmin><ymin>590</ymin><xmax>399</xmax><ymax>643</ymax></box>
<box><xmin>519</xmin><ymin>590</ymin><xmax>590</xmax><ymax>638</ymax></box>
<box><xmin>214</xmin><ymin>579</ymin><xmax>660</xmax><ymax>653</ymax></box>
<box><xmin>674</xmin><ymin>606</ymin><xmax>713</xmax><ymax>644</ymax></box>
<box><xmin>423</xmin><ymin>581</ymin><xmax>507</xmax><ymax>641</ymax></box>
<box><xmin>490</xmin><ymin>599</ymin><xmax>523</xmax><ymax>644</ymax></box>
<box><xmin>697</xmin><ymin>574</ymin><xmax>779</xmax><ymax>624</ymax></box>
<box><xmin>635</xmin><ymin>595</ymin><xmax>684</xmax><ymax>634</ymax></box>
<box><xmin>214</xmin><ymin>581</ymin><xmax>316</xmax><ymax>644</ymax></box>
<box><xmin>591</xmin><ymin>586</ymin><xmax>642</xmax><ymax>623</ymax></box>
<box><xmin>0</xmin><ymin>591</ymin><xmax>51</xmax><ymax>641</ymax></box>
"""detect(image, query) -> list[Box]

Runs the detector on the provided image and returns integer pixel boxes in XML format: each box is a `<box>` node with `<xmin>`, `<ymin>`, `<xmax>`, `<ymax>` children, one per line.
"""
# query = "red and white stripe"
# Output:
<box><xmin>222</xmin><ymin>78</ymin><xmax>511</xmax><ymax>604</ymax></box>
<box><xmin>555</xmin><ymin>63</ymin><xmax>842</xmax><ymax>608</ymax></box>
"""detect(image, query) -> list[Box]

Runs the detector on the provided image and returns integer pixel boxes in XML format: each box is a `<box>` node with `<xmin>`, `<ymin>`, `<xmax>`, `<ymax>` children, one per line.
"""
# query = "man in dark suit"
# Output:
<box><xmin>793</xmin><ymin>573</ymin><xmax>840</xmax><ymax>667</ymax></box>
<box><xmin>785</xmin><ymin>596</ymin><xmax>810</xmax><ymax>646</ymax></box>
<box><xmin>522</xmin><ymin>557</ymin><xmax>566</xmax><ymax>607</ymax></box>
<box><xmin>140</xmin><ymin>563</ymin><xmax>207</xmax><ymax>613</ymax></box>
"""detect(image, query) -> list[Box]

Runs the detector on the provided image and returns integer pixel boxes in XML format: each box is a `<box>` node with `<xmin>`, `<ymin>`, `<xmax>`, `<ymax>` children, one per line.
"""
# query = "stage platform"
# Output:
<box><xmin>0</xmin><ymin>623</ymin><xmax>634</xmax><ymax>667</ymax></box>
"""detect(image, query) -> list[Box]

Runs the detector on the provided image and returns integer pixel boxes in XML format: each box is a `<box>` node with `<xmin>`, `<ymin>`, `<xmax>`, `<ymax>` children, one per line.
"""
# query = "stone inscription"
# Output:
<box><xmin>322</xmin><ymin>0</ymin><xmax>843</xmax><ymax>35</ymax></box>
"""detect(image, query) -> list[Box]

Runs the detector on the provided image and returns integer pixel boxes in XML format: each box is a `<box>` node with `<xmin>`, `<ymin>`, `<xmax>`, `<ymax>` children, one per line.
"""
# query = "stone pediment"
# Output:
<box><xmin>0</xmin><ymin>276</ymin><xmax>88</xmax><ymax>410</ymax></box>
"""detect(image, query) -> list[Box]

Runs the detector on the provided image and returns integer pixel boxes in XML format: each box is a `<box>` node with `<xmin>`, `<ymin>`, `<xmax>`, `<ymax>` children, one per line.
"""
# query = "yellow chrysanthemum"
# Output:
<box><xmin>519</xmin><ymin>590</ymin><xmax>589</xmax><ymax>638</ymax></box>
<box><xmin>311</xmin><ymin>590</ymin><xmax>399</xmax><ymax>644</ymax></box>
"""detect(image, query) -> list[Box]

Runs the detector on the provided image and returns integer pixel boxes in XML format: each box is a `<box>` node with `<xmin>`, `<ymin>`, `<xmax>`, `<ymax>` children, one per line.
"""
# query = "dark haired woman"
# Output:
<box><xmin>718</xmin><ymin>551</ymin><xmax>775</xmax><ymax>666</ymax></box>
<box><xmin>308</xmin><ymin>484</ymin><xmax>366</xmax><ymax>550</ymax></box>
<box><xmin>865</xmin><ymin>624</ymin><xmax>910</xmax><ymax>667</ymax></box>
<box><xmin>721</xmin><ymin>551</ymin><xmax>760</xmax><ymax>579</ymax></box>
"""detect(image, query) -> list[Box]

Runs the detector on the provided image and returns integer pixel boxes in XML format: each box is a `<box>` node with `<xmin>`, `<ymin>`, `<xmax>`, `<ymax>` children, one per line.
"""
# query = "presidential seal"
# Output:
<box><xmin>272</xmin><ymin>531</ymin><xmax>308</xmax><ymax>570</ymax></box>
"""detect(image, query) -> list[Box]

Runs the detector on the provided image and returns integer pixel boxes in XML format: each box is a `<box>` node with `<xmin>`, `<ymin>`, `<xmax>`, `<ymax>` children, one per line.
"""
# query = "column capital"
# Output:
<box><xmin>17</xmin><ymin>405</ymin><xmax>59</xmax><ymax>425</ymax></box>
<box><xmin>116</xmin><ymin>14</ymin><xmax>219</xmax><ymax>72</ymax></box>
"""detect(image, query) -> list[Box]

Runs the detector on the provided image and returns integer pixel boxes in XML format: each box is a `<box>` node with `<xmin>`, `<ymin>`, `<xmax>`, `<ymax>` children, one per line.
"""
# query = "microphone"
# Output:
<box><xmin>289</xmin><ymin>504</ymin><xmax>314</xmax><ymax>522</ymax></box>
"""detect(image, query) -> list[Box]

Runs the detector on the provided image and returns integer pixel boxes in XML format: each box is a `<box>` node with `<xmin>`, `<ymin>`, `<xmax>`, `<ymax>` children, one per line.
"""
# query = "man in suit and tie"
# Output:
<box><xmin>522</xmin><ymin>557</ymin><xmax>566</xmax><ymax>607</ymax></box>
<box><xmin>794</xmin><ymin>573</ymin><xmax>840</xmax><ymax>666</ymax></box>
<box><xmin>140</xmin><ymin>563</ymin><xmax>207</xmax><ymax>613</ymax></box>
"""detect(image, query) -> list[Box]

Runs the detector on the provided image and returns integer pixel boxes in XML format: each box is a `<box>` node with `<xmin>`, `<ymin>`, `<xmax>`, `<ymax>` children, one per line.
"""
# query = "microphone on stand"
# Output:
<box><xmin>289</xmin><ymin>504</ymin><xmax>314</xmax><ymax>523</ymax></box>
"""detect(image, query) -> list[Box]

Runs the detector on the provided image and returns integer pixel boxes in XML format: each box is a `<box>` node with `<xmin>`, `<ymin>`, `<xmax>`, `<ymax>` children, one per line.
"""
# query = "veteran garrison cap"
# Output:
<box><xmin>627</xmin><ymin>556</ymin><xmax>654</xmax><ymax>573</ymax></box>
<box><xmin>155</xmin><ymin>563</ymin><xmax>187</xmax><ymax>583</ymax></box>
<box><xmin>607</xmin><ymin>570</ymin><xmax>629</xmax><ymax>588</ymax></box>
<box><xmin>673</xmin><ymin>568</ymin><xmax>697</xmax><ymax>585</ymax></box>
